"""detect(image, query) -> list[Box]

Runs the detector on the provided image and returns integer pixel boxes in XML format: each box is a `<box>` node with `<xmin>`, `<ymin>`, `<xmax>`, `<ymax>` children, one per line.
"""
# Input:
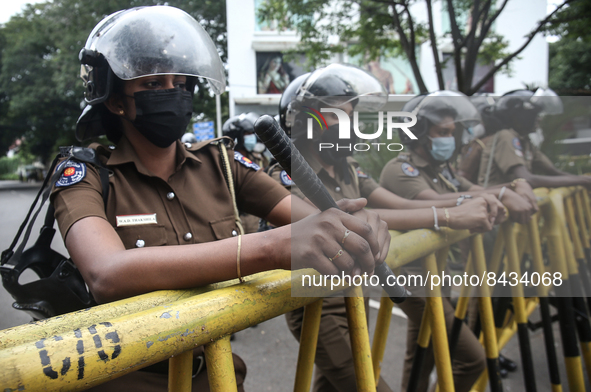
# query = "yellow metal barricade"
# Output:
<box><xmin>1</xmin><ymin>187</ymin><xmax>590</xmax><ymax>392</ymax></box>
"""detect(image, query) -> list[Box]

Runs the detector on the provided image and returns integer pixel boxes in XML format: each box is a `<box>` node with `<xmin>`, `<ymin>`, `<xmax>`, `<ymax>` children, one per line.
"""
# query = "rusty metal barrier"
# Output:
<box><xmin>0</xmin><ymin>187</ymin><xmax>590</xmax><ymax>392</ymax></box>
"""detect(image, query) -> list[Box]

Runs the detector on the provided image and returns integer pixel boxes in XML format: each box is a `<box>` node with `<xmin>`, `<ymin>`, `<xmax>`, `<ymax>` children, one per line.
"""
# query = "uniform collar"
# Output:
<box><xmin>106</xmin><ymin>135</ymin><xmax>201</xmax><ymax>176</ymax></box>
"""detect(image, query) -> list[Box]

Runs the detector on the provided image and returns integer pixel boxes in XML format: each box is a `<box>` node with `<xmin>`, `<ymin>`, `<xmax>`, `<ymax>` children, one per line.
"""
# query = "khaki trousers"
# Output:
<box><xmin>84</xmin><ymin>350</ymin><xmax>247</xmax><ymax>392</ymax></box>
<box><xmin>285</xmin><ymin>296</ymin><xmax>393</xmax><ymax>392</ymax></box>
<box><xmin>397</xmin><ymin>294</ymin><xmax>485</xmax><ymax>392</ymax></box>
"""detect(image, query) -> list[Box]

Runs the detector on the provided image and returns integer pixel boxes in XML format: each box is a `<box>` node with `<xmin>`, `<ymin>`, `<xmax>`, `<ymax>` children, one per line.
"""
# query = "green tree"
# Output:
<box><xmin>545</xmin><ymin>0</ymin><xmax>591</xmax><ymax>95</ymax></box>
<box><xmin>258</xmin><ymin>0</ymin><xmax>572</xmax><ymax>96</ymax></box>
<box><xmin>549</xmin><ymin>39</ymin><xmax>591</xmax><ymax>93</ymax></box>
<box><xmin>544</xmin><ymin>0</ymin><xmax>591</xmax><ymax>40</ymax></box>
<box><xmin>0</xmin><ymin>0</ymin><xmax>228</xmax><ymax>161</ymax></box>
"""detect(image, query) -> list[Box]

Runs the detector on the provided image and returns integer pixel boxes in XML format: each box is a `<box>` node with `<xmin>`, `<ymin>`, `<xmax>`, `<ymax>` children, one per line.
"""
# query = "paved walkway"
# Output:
<box><xmin>0</xmin><ymin>180</ymin><xmax>42</xmax><ymax>191</ymax></box>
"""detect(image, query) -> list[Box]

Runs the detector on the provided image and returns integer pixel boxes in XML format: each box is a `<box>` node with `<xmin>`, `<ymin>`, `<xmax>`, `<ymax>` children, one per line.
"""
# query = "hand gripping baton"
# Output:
<box><xmin>253</xmin><ymin>115</ymin><xmax>408</xmax><ymax>303</ymax></box>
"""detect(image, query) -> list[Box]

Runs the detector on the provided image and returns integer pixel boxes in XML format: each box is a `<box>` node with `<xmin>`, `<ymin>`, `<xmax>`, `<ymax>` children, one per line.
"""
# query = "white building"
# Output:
<box><xmin>226</xmin><ymin>0</ymin><xmax>549</xmax><ymax>116</ymax></box>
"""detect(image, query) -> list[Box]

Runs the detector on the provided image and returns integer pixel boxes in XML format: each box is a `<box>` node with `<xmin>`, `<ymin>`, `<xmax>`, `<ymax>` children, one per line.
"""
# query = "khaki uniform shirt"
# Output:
<box><xmin>274</xmin><ymin>153</ymin><xmax>380</xmax><ymax>202</ymax></box>
<box><xmin>236</xmin><ymin>150</ymin><xmax>270</xmax><ymax>234</ymax></box>
<box><xmin>379</xmin><ymin>150</ymin><xmax>467</xmax><ymax>287</ymax></box>
<box><xmin>379</xmin><ymin>149</ymin><xmax>473</xmax><ymax>200</ymax></box>
<box><xmin>477</xmin><ymin>128</ymin><xmax>556</xmax><ymax>187</ymax></box>
<box><xmin>245</xmin><ymin>150</ymin><xmax>269</xmax><ymax>171</ymax></box>
<box><xmin>51</xmin><ymin>136</ymin><xmax>289</xmax><ymax>248</ymax></box>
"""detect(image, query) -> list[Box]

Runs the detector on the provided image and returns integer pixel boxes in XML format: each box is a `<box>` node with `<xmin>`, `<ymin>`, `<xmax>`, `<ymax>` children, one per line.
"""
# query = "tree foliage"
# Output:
<box><xmin>259</xmin><ymin>0</ymin><xmax>571</xmax><ymax>96</ymax></box>
<box><xmin>549</xmin><ymin>39</ymin><xmax>591</xmax><ymax>93</ymax></box>
<box><xmin>545</xmin><ymin>0</ymin><xmax>591</xmax><ymax>95</ymax></box>
<box><xmin>544</xmin><ymin>0</ymin><xmax>591</xmax><ymax>41</ymax></box>
<box><xmin>0</xmin><ymin>0</ymin><xmax>228</xmax><ymax>161</ymax></box>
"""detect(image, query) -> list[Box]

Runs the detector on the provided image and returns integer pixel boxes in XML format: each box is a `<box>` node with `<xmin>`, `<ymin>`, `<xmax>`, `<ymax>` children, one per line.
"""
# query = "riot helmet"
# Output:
<box><xmin>400</xmin><ymin>90</ymin><xmax>481</xmax><ymax>146</ymax></box>
<box><xmin>279</xmin><ymin>73</ymin><xmax>310</xmax><ymax>136</ymax></box>
<box><xmin>181</xmin><ymin>132</ymin><xmax>197</xmax><ymax>144</ymax></box>
<box><xmin>279</xmin><ymin>64</ymin><xmax>388</xmax><ymax>144</ymax></box>
<box><xmin>493</xmin><ymin>88</ymin><xmax>563</xmax><ymax>135</ymax></box>
<box><xmin>76</xmin><ymin>6</ymin><xmax>226</xmax><ymax>142</ymax></box>
<box><xmin>222</xmin><ymin>112</ymin><xmax>261</xmax><ymax>152</ymax></box>
<box><xmin>467</xmin><ymin>95</ymin><xmax>498</xmax><ymax>142</ymax></box>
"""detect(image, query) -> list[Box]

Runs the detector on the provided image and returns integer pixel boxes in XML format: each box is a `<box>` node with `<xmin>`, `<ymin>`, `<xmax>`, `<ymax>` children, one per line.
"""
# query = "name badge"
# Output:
<box><xmin>116</xmin><ymin>213</ymin><xmax>158</xmax><ymax>227</ymax></box>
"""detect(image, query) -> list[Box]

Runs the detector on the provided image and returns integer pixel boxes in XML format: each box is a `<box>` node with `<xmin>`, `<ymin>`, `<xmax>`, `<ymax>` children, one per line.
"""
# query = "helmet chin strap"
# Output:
<box><xmin>414</xmin><ymin>139</ymin><xmax>438</xmax><ymax>164</ymax></box>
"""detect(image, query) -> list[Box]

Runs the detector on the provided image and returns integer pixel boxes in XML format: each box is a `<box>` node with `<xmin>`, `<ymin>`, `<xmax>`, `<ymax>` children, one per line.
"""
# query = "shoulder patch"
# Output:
<box><xmin>279</xmin><ymin>170</ymin><xmax>293</xmax><ymax>186</ymax></box>
<box><xmin>356</xmin><ymin>168</ymin><xmax>369</xmax><ymax>178</ymax></box>
<box><xmin>55</xmin><ymin>161</ymin><xmax>86</xmax><ymax>187</ymax></box>
<box><xmin>234</xmin><ymin>151</ymin><xmax>260</xmax><ymax>171</ymax></box>
<box><xmin>401</xmin><ymin>162</ymin><xmax>419</xmax><ymax>177</ymax></box>
<box><xmin>512</xmin><ymin>138</ymin><xmax>522</xmax><ymax>151</ymax></box>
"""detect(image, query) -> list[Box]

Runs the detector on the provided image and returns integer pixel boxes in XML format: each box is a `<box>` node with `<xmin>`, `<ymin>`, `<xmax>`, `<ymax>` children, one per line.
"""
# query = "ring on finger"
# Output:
<box><xmin>329</xmin><ymin>249</ymin><xmax>344</xmax><ymax>262</ymax></box>
<box><xmin>341</xmin><ymin>229</ymin><xmax>351</xmax><ymax>244</ymax></box>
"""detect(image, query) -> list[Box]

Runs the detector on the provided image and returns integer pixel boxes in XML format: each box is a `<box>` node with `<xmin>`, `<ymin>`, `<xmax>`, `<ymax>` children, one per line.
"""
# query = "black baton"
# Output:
<box><xmin>253</xmin><ymin>115</ymin><xmax>408</xmax><ymax>303</ymax></box>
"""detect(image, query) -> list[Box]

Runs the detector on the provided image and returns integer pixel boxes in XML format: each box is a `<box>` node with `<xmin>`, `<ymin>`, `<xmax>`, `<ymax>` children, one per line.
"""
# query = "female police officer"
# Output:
<box><xmin>278</xmin><ymin>64</ymin><xmax>503</xmax><ymax>392</ymax></box>
<box><xmin>377</xmin><ymin>91</ymin><xmax>538</xmax><ymax>392</ymax></box>
<box><xmin>51</xmin><ymin>6</ymin><xmax>391</xmax><ymax>391</ymax></box>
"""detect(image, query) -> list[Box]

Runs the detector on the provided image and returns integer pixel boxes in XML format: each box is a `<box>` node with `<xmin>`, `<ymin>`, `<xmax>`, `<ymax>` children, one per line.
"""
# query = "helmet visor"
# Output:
<box><xmin>409</xmin><ymin>91</ymin><xmax>482</xmax><ymax>130</ymax></box>
<box><xmin>297</xmin><ymin>64</ymin><xmax>388</xmax><ymax>112</ymax></box>
<box><xmin>496</xmin><ymin>88</ymin><xmax>563</xmax><ymax>116</ymax></box>
<box><xmin>85</xmin><ymin>6</ymin><xmax>225</xmax><ymax>94</ymax></box>
<box><xmin>531</xmin><ymin>88</ymin><xmax>563</xmax><ymax>115</ymax></box>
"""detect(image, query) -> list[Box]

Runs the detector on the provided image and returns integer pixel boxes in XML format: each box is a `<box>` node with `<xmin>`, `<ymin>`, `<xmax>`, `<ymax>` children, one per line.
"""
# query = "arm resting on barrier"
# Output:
<box><xmin>66</xmin><ymin>197</ymin><xmax>385</xmax><ymax>303</ymax></box>
<box><xmin>511</xmin><ymin>165</ymin><xmax>591</xmax><ymax>190</ymax></box>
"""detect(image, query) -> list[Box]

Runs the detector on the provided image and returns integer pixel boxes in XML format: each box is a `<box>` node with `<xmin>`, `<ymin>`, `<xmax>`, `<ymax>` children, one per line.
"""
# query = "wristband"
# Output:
<box><xmin>498</xmin><ymin>186</ymin><xmax>507</xmax><ymax>201</ymax></box>
<box><xmin>432</xmin><ymin>206</ymin><xmax>440</xmax><ymax>231</ymax></box>
<box><xmin>456</xmin><ymin>194</ymin><xmax>473</xmax><ymax>206</ymax></box>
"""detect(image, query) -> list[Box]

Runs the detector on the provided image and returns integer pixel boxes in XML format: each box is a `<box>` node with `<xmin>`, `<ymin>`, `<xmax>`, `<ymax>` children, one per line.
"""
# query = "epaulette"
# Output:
<box><xmin>266</xmin><ymin>162</ymin><xmax>283</xmax><ymax>177</ymax></box>
<box><xmin>59</xmin><ymin>145</ymin><xmax>104</xmax><ymax>167</ymax></box>
<box><xmin>396</xmin><ymin>152</ymin><xmax>410</xmax><ymax>162</ymax></box>
<box><xmin>184</xmin><ymin>136</ymin><xmax>235</xmax><ymax>152</ymax></box>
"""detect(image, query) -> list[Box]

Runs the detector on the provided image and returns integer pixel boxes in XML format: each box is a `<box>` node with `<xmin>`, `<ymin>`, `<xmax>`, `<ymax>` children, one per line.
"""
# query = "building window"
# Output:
<box><xmin>256</xmin><ymin>52</ymin><xmax>309</xmax><ymax>94</ymax></box>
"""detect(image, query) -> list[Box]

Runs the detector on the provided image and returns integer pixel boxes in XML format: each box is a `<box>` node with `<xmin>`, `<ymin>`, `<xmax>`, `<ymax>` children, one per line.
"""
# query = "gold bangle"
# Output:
<box><xmin>444</xmin><ymin>208</ymin><xmax>450</xmax><ymax>243</ymax></box>
<box><xmin>510</xmin><ymin>178</ymin><xmax>527</xmax><ymax>190</ymax></box>
<box><xmin>237</xmin><ymin>234</ymin><xmax>245</xmax><ymax>283</ymax></box>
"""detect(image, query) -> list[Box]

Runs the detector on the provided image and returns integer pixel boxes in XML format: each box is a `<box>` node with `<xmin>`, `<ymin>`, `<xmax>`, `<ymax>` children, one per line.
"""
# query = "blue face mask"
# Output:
<box><xmin>428</xmin><ymin>136</ymin><xmax>456</xmax><ymax>162</ymax></box>
<box><xmin>243</xmin><ymin>134</ymin><xmax>257</xmax><ymax>152</ymax></box>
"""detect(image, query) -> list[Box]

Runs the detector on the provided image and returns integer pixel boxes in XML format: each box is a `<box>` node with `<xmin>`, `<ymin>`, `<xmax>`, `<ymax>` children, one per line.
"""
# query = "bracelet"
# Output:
<box><xmin>456</xmin><ymin>194</ymin><xmax>473</xmax><ymax>206</ymax></box>
<box><xmin>432</xmin><ymin>206</ymin><xmax>440</xmax><ymax>231</ymax></box>
<box><xmin>237</xmin><ymin>234</ymin><xmax>245</xmax><ymax>283</ymax></box>
<box><xmin>444</xmin><ymin>208</ymin><xmax>450</xmax><ymax>227</ymax></box>
<box><xmin>510</xmin><ymin>178</ymin><xmax>527</xmax><ymax>190</ymax></box>
<box><xmin>498</xmin><ymin>186</ymin><xmax>507</xmax><ymax>201</ymax></box>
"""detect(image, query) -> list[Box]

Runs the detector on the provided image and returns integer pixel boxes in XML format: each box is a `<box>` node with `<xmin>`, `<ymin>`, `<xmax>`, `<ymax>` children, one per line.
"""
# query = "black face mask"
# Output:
<box><xmin>129</xmin><ymin>88</ymin><xmax>193</xmax><ymax>148</ymax></box>
<box><xmin>317</xmin><ymin>124</ymin><xmax>356</xmax><ymax>166</ymax></box>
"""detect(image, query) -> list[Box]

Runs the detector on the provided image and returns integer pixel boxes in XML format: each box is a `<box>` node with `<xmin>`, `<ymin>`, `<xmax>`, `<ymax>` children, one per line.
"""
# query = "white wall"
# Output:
<box><xmin>413</xmin><ymin>0</ymin><xmax>548</xmax><ymax>94</ymax></box>
<box><xmin>226</xmin><ymin>0</ymin><xmax>549</xmax><ymax>106</ymax></box>
<box><xmin>226</xmin><ymin>0</ymin><xmax>257</xmax><ymax>117</ymax></box>
<box><xmin>494</xmin><ymin>0</ymin><xmax>548</xmax><ymax>94</ymax></box>
<box><xmin>226</xmin><ymin>0</ymin><xmax>300</xmax><ymax>116</ymax></box>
